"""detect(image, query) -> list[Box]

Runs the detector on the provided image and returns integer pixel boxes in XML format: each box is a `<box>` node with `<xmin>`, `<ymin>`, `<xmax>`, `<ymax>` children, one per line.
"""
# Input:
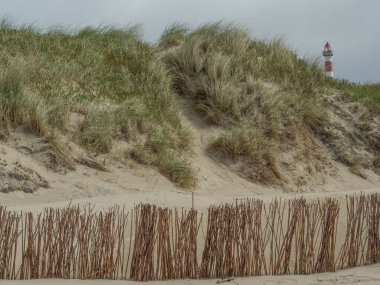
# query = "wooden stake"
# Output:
<box><xmin>192</xmin><ymin>191</ymin><xmax>194</xmax><ymax>210</ymax></box>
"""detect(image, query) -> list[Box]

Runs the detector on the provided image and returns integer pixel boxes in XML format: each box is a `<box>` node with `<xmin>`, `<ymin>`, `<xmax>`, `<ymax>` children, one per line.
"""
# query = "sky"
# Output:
<box><xmin>1</xmin><ymin>0</ymin><xmax>379</xmax><ymax>83</ymax></box>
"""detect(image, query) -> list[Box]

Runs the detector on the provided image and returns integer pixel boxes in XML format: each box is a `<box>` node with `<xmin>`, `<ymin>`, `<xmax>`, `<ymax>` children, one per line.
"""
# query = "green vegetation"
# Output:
<box><xmin>211</xmin><ymin>127</ymin><xmax>280</xmax><ymax>183</ymax></box>
<box><xmin>158</xmin><ymin>23</ymin><xmax>188</xmax><ymax>49</ymax></box>
<box><xmin>331</xmin><ymin>80</ymin><xmax>380</xmax><ymax>115</ymax></box>
<box><xmin>326</xmin><ymin>80</ymin><xmax>379</xmax><ymax>174</ymax></box>
<box><xmin>0</xmin><ymin>64</ymin><xmax>24</xmax><ymax>126</ymax></box>
<box><xmin>0</xmin><ymin>18</ymin><xmax>194</xmax><ymax>187</ymax></box>
<box><xmin>162</xmin><ymin>23</ymin><xmax>327</xmax><ymax>183</ymax></box>
<box><xmin>0</xmin><ymin>18</ymin><xmax>378</xmax><ymax>187</ymax></box>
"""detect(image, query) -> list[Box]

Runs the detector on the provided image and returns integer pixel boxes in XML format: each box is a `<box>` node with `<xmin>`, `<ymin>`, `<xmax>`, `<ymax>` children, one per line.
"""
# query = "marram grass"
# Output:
<box><xmin>0</xmin><ymin>19</ymin><xmax>378</xmax><ymax>187</ymax></box>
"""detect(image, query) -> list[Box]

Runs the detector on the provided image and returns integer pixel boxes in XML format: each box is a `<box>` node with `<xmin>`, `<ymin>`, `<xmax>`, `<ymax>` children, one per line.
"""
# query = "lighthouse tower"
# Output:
<box><xmin>322</xmin><ymin>42</ymin><xmax>333</xmax><ymax>78</ymax></box>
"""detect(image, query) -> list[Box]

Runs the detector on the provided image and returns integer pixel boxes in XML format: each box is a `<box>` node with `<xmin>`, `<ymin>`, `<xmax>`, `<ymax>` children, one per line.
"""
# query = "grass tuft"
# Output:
<box><xmin>331</xmin><ymin>80</ymin><xmax>380</xmax><ymax>115</ymax></box>
<box><xmin>159</xmin><ymin>154</ymin><xmax>196</xmax><ymax>187</ymax></box>
<box><xmin>46</xmin><ymin>95</ymin><xmax>71</xmax><ymax>130</ymax></box>
<box><xmin>0</xmin><ymin>65</ymin><xmax>24</xmax><ymax>125</ymax></box>
<box><xmin>159</xmin><ymin>23</ymin><xmax>189</xmax><ymax>49</ymax></box>
<box><xmin>0</xmin><ymin>20</ymin><xmax>196</xmax><ymax>186</ymax></box>
<box><xmin>211</xmin><ymin>127</ymin><xmax>280</xmax><ymax>184</ymax></box>
<box><xmin>2</xmin><ymin>19</ymin><xmax>377</xmax><ymax>187</ymax></box>
<box><xmin>24</xmin><ymin>94</ymin><xmax>48</xmax><ymax>136</ymax></box>
<box><xmin>80</xmin><ymin>106</ymin><xmax>118</xmax><ymax>153</ymax></box>
<box><xmin>161</xmin><ymin>22</ymin><xmax>337</xmax><ymax>184</ymax></box>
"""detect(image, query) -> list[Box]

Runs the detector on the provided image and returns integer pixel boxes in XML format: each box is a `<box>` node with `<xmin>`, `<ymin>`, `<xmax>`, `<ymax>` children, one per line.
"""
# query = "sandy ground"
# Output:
<box><xmin>0</xmin><ymin>96</ymin><xmax>379</xmax><ymax>211</ymax></box>
<box><xmin>1</xmin><ymin>99</ymin><xmax>380</xmax><ymax>284</ymax></box>
<box><xmin>1</xmin><ymin>146</ymin><xmax>380</xmax><ymax>285</ymax></box>
<box><xmin>1</xmin><ymin>117</ymin><xmax>379</xmax><ymax>212</ymax></box>
<box><xmin>0</xmin><ymin>264</ymin><xmax>380</xmax><ymax>284</ymax></box>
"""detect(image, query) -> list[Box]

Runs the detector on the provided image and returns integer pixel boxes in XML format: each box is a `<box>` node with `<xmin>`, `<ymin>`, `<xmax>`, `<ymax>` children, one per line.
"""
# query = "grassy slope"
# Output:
<box><xmin>161</xmin><ymin>23</ymin><xmax>379</xmax><ymax>184</ymax></box>
<box><xmin>331</xmin><ymin>80</ymin><xmax>380</xmax><ymax>115</ymax></box>
<box><xmin>0</xmin><ymin>19</ymin><xmax>378</xmax><ymax>188</ymax></box>
<box><xmin>162</xmin><ymin>23</ymin><xmax>328</xmax><ymax>183</ymax></box>
<box><xmin>326</xmin><ymin>79</ymin><xmax>380</xmax><ymax>172</ymax></box>
<box><xmin>0</xmin><ymin>19</ymin><xmax>195</xmax><ymax>187</ymax></box>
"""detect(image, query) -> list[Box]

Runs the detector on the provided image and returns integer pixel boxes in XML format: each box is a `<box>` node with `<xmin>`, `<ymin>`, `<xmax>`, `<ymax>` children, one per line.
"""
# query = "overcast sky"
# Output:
<box><xmin>1</xmin><ymin>0</ymin><xmax>379</xmax><ymax>83</ymax></box>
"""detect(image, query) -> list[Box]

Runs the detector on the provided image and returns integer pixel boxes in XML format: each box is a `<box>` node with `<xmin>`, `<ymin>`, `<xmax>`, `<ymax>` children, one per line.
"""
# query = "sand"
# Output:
<box><xmin>1</xmin><ymin>105</ymin><xmax>380</xmax><ymax>284</ymax></box>
<box><xmin>0</xmin><ymin>264</ymin><xmax>379</xmax><ymax>284</ymax></box>
<box><xmin>1</xmin><ymin>142</ymin><xmax>380</xmax><ymax>285</ymax></box>
<box><xmin>1</xmin><ymin>112</ymin><xmax>379</xmax><ymax>212</ymax></box>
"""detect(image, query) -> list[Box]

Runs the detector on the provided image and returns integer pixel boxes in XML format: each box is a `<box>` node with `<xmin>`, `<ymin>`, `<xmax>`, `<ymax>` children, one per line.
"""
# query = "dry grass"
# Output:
<box><xmin>0</xmin><ymin>19</ymin><xmax>195</xmax><ymax>187</ymax></box>
<box><xmin>163</xmin><ymin>23</ymin><xmax>327</xmax><ymax>184</ymax></box>
<box><xmin>331</xmin><ymin>80</ymin><xmax>380</xmax><ymax>116</ymax></box>
<box><xmin>158</xmin><ymin>23</ymin><xmax>188</xmax><ymax>49</ymax></box>
<box><xmin>1</xmin><ymin>18</ymin><xmax>378</xmax><ymax>187</ymax></box>
<box><xmin>210</xmin><ymin>127</ymin><xmax>280</xmax><ymax>183</ymax></box>
<box><xmin>0</xmin><ymin>64</ymin><xmax>24</xmax><ymax>126</ymax></box>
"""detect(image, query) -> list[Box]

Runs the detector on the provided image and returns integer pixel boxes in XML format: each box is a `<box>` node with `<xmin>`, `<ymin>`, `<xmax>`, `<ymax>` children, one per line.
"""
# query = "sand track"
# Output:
<box><xmin>0</xmin><ymin>264</ymin><xmax>380</xmax><ymax>284</ymax></box>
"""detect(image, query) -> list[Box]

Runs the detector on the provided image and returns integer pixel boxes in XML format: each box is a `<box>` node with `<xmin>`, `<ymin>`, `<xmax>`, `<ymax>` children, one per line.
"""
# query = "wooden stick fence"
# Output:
<box><xmin>0</xmin><ymin>194</ymin><xmax>380</xmax><ymax>281</ymax></box>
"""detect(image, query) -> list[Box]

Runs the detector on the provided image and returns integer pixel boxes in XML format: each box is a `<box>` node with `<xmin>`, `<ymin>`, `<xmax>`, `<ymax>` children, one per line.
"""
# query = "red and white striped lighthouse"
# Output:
<box><xmin>322</xmin><ymin>42</ymin><xmax>333</xmax><ymax>78</ymax></box>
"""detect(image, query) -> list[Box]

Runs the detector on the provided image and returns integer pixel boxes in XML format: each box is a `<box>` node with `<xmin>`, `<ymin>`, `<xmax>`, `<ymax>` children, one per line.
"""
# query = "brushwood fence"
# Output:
<box><xmin>0</xmin><ymin>193</ymin><xmax>380</xmax><ymax>281</ymax></box>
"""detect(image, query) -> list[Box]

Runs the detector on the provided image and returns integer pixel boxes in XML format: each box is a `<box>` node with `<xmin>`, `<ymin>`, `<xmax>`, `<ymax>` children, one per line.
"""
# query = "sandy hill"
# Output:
<box><xmin>0</xmin><ymin>21</ymin><xmax>379</xmax><ymax>208</ymax></box>
<box><xmin>0</xmin><ymin>21</ymin><xmax>380</xmax><ymax>203</ymax></box>
<box><xmin>0</xmin><ymin>19</ymin><xmax>380</xmax><ymax>285</ymax></box>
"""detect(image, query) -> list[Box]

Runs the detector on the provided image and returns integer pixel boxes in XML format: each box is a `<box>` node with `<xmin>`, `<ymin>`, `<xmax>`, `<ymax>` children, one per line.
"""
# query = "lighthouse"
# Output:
<box><xmin>322</xmin><ymin>42</ymin><xmax>333</xmax><ymax>78</ymax></box>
